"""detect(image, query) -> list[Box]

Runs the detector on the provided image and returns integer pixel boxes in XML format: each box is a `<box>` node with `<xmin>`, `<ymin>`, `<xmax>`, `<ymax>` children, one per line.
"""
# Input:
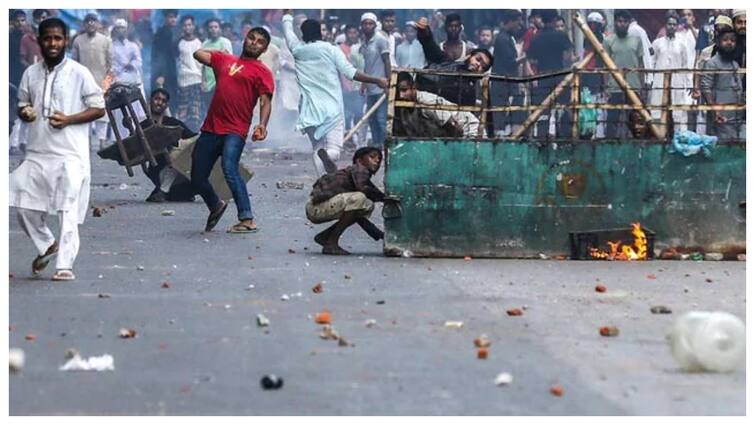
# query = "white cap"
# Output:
<box><xmin>587</xmin><ymin>12</ymin><xmax>605</xmax><ymax>25</ymax></box>
<box><xmin>361</xmin><ymin>12</ymin><xmax>377</xmax><ymax>23</ymax></box>
<box><xmin>114</xmin><ymin>18</ymin><xmax>128</xmax><ymax>28</ymax></box>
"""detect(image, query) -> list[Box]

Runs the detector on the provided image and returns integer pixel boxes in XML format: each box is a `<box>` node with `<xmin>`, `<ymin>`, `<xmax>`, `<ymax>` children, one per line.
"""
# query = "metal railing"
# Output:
<box><xmin>387</xmin><ymin>66</ymin><xmax>746</xmax><ymax>142</ymax></box>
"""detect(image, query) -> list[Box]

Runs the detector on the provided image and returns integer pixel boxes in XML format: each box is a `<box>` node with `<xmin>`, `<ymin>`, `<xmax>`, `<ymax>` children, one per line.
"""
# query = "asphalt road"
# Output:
<box><xmin>8</xmin><ymin>141</ymin><xmax>746</xmax><ymax>415</ymax></box>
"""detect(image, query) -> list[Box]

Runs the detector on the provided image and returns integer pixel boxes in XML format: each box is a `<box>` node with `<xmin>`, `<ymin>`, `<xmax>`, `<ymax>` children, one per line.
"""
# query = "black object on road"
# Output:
<box><xmin>260</xmin><ymin>375</ymin><xmax>284</xmax><ymax>390</ymax></box>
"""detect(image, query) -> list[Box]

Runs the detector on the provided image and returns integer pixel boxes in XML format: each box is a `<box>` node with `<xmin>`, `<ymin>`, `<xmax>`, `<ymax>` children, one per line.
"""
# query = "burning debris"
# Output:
<box><xmin>571</xmin><ymin>223</ymin><xmax>653</xmax><ymax>261</ymax></box>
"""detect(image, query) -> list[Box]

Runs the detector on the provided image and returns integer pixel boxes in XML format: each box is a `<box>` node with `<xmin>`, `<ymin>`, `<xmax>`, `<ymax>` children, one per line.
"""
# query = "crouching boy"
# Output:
<box><xmin>306</xmin><ymin>147</ymin><xmax>385</xmax><ymax>255</ymax></box>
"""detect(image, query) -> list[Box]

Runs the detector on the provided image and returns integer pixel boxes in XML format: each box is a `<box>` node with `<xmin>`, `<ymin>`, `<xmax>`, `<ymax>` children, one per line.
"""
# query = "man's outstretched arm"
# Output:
<box><xmin>193</xmin><ymin>49</ymin><xmax>213</xmax><ymax>66</ymax></box>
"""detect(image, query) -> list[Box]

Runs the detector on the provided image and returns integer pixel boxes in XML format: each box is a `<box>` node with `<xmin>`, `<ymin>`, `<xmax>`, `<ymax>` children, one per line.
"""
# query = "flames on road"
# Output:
<box><xmin>589</xmin><ymin>223</ymin><xmax>648</xmax><ymax>261</ymax></box>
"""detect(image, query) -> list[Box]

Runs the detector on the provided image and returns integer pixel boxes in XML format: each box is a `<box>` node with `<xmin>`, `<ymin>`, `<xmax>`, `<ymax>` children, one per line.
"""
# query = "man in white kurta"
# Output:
<box><xmin>281</xmin><ymin>12</ymin><xmax>388</xmax><ymax>176</ymax></box>
<box><xmin>9</xmin><ymin>18</ymin><xmax>105</xmax><ymax>281</ymax></box>
<box><xmin>650</xmin><ymin>16</ymin><xmax>690</xmax><ymax>131</ymax></box>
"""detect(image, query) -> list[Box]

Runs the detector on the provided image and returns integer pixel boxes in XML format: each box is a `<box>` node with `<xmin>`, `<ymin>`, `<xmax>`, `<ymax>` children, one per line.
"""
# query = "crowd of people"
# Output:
<box><xmin>6</xmin><ymin>8</ymin><xmax>748</xmax><ymax>279</ymax></box>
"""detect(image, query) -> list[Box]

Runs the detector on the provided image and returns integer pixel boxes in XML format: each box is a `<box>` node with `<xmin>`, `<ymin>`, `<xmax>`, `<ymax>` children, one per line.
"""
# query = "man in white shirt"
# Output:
<box><xmin>650</xmin><ymin>13</ymin><xmax>691</xmax><ymax>131</ymax></box>
<box><xmin>379</xmin><ymin>10</ymin><xmax>401</xmax><ymax>67</ymax></box>
<box><xmin>176</xmin><ymin>15</ymin><xmax>203</xmax><ymax>132</ymax></box>
<box><xmin>281</xmin><ymin>12</ymin><xmax>388</xmax><ymax>176</ymax></box>
<box><xmin>396</xmin><ymin>22</ymin><xmax>426</xmax><ymax>69</ymax></box>
<box><xmin>395</xmin><ymin>71</ymin><xmax>483</xmax><ymax>137</ymax></box>
<box><xmin>628</xmin><ymin>17</ymin><xmax>654</xmax><ymax>87</ymax></box>
<box><xmin>9</xmin><ymin>18</ymin><xmax>105</xmax><ymax>281</ymax></box>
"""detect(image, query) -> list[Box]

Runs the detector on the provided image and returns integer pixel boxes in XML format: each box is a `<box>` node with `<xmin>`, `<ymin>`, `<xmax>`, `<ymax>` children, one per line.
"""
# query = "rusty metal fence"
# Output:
<box><xmin>387</xmin><ymin>66</ymin><xmax>746</xmax><ymax>142</ymax></box>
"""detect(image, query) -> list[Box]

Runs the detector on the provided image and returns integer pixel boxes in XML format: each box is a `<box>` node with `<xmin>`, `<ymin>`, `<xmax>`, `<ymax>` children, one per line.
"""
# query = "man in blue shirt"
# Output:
<box><xmin>281</xmin><ymin>11</ymin><xmax>388</xmax><ymax>176</ymax></box>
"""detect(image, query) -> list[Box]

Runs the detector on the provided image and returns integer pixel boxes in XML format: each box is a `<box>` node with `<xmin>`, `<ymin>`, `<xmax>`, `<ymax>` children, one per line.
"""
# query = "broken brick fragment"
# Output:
<box><xmin>550</xmin><ymin>385</ymin><xmax>564</xmax><ymax>397</ymax></box>
<box><xmin>599</xmin><ymin>326</ymin><xmax>619</xmax><ymax>337</ymax></box>
<box><xmin>119</xmin><ymin>328</ymin><xmax>137</xmax><ymax>338</ymax></box>
<box><xmin>477</xmin><ymin>348</ymin><xmax>489</xmax><ymax>359</ymax></box>
<box><xmin>288</xmin><ymin>249</ymin><xmax>296</xmax><ymax>254</ymax></box>
<box><xmin>314</xmin><ymin>311</ymin><xmax>331</xmax><ymax>325</ymax></box>
<box><xmin>312</xmin><ymin>283</ymin><xmax>323</xmax><ymax>294</ymax></box>
<box><xmin>161</xmin><ymin>282</ymin><xmax>171</xmax><ymax>289</ymax></box>
<box><xmin>25</xmin><ymin>334</ymin><xmax>36</xmax><ymax>341</ymax></box>
<box><xmin>595</xmin><ymin>284</ymin><xmax>607</xmax><ymax>293</ymax></box>
<box><xmin>506</xmin><ymin>308</ymin><xmax>523</xmax><ymax>316</ymax></box>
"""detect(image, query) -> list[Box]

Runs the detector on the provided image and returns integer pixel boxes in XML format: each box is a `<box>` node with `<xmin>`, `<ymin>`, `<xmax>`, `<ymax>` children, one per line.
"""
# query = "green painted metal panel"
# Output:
<box><xmin>383</xmin><ymin>139</ymin><xmax>746</xmax><ymax>258</ymax></box>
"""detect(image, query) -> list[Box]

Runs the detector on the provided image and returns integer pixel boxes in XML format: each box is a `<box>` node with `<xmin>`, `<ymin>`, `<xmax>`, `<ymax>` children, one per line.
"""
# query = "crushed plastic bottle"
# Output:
<box><xmin>668</xmin><ymin>311</ymin><xmax>745</xmax><ymax>373</ymax></box>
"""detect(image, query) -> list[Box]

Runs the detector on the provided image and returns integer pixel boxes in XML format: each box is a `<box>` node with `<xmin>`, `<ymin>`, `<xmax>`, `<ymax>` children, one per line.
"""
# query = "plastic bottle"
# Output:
<box><xmin>668</xmin><ymin>311</ymin><xmax>746</xmax><ymax>372</ymax></box>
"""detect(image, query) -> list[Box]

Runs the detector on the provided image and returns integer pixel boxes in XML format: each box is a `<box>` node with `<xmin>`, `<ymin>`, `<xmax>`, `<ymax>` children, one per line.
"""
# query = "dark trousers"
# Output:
<box><xmin>190</xmin><ymin>131</ymin><xmax>253</xmax><ymax>220</ymax></box>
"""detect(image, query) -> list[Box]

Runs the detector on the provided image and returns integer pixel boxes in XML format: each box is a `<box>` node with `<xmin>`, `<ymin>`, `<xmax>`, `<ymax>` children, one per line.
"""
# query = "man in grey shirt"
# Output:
<box><xmin>700</xmin><ymin>29</ymin><xmax>744</xmax><ymax>140</ymax></box>
<box><xmin>603</xmin><ymin>9</ymin><xmax>645</xmax><ymax>139</ymax></box>
<box><xmin>71</xmin><ymin>13</ymin><xmax>112</xmax><ymax>148</ymax></box>
<box><xmin>359</xmin><ymin>12</ymin><xmax>391</xmax><ymax>147</ymax></box>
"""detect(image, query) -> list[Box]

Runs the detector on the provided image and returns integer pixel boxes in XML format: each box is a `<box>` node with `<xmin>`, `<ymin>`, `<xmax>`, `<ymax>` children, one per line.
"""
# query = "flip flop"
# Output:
<box><xmin>227</xmin><ymin>222</ymin><xmax>259</xmax><ymax>233</ymax></box>
<box><xmin>32</xmin><ymin>241</ymin><xmax>59</xmax><ymax>276</ymax></box>
<box><xmin>205</xmin><ymin>201</ymin><xmax>228</xmax><ymax>232</ymax></box>
<box><xmin>51</xmin><ymin>270</ymin><xmax>76</xmax><ymax>281</ymax></box>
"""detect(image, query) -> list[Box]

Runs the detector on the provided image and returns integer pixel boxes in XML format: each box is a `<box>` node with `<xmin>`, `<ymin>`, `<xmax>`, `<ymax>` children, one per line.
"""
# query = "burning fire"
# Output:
<box><xmin>590</xmin><ymin>223</ymin><xmax>648</xmax><ymax>261</ymax></box>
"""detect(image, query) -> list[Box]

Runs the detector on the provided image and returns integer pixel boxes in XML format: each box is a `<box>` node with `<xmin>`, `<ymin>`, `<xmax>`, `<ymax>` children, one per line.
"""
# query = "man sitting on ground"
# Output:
<box><xmin>143</xmin><ymin>88</ymin><xmax>198</xmax><ymax>202</ymax></box>
<box><xmin>306</xmin><ymin>147</ymin><xmax>386</xmax><ymax>255</ymax></box>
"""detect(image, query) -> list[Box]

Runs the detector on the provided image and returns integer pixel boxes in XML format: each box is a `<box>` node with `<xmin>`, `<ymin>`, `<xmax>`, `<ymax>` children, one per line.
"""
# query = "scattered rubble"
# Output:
<box><xmin>550</xmin><ymin>385</ymin><xmax>564</xmax><ymax>397</ymax></box>
<box><xmin>312</xmin><ymin>283</ymin><xmax>323</xmax><ymax>293</ymax></box>
<box><xmin>599</xmin><ymin>326</ymin><xmax>620</xmax><ymax>337</ymax></box>
<box><xmin>260</xmin><ymin>374</ymin><xmax>284</xmax><ymax>390</ymax></box>
<box><xmin>275</xmin><ymin>181</ymin><xmax>304</xmax><ymax>190</ymax></box>
<box><xmin>494</xmin><ymin>372</ymin><xmax>513</xmax><ymax>386</ymax></box>
<box><xmin>256</xmin><ymin>314</ymin><xmax>270</xmax><ymax>327</ymax></box>
<box><xmin>477</xmin><ymin>348</ymin><xmax>488</xmax><ymax>359</ymax></box>
<box><xmin>650</xmin><ymin>305</ymin><xmax>672</xmax><ymax>314</ymax></box>
<box><xmin>25</xmin><ymin>334</ymin><xmax>36</xmax><ymax>341</ymax></box>
<box><xmin>9</xmin><ymin>348</ymin><xmax>25</xmax><ymax>373</ymax></box>
<box><xmin>314</xmin><ymin>311</ymin><xmax>331</xmax><ymax>325</ymax></box>
<box><xmin>474</xmin><ymin>335</ymin><xmax>491</xmax><ymax>348</ymax></box>
<box><xmin>506</xmin><ymin>308</ymin><xmax>523</xmax><ymax>317</ymax></box>
<box><xmin>320</xmin><ymin>325</ymin><xmax>339</xmax><ymax>340</ymax></box>
<box><xmin>92</xmin><ymin>207</ymin><xmax>105</xmax><ymax>217</ymax></box>
<box><xmin>704</xmin><ymin>253</ymin><xmax>723</xmax><ymax>261</ymax></box>
<box><xmin>444</xmin><ymin>321</ymin><xmax>464</xmax><ymax>329</ymax></box>
<box><xmin>119</xmin><ymin>328</ymin><xmax>137</xmax><ymax>339</ymax></box>
<box><xmin>595</xmin><ymin>284</ymin><xmax>607</xmax><ymax>293</ymax></box>
<box><xmin>59</xmin><ymin>353</ymin><xmax>114</xmax><ymax>372</ymax></box>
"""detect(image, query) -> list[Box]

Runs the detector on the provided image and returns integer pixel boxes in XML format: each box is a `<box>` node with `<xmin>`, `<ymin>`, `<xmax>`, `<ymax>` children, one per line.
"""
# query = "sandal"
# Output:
<box><xmin>205</xmin><ymin>201</ymin><xmax>228</xmax><ymax>232</ymax></box>
<box><xmin>32</xmin><ymin>241</ymin><xmax>59</xmax><ymax>276</ymax></box>
<box><xmin>227</xmin><ymin>222</ymin><xmax>259</xmax><ymax>233</ymax></box>
<box><xmin>52</xmin><ymin>270</ymin><xmax>76</xmax><ymax>281</ymax></box>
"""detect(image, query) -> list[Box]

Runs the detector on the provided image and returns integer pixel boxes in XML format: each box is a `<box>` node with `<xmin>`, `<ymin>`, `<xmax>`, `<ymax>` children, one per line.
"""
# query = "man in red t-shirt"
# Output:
<box><xmin>191</xmin><ymin>27</ymin><xmax>275</xmax><ymax>233</ymax></box>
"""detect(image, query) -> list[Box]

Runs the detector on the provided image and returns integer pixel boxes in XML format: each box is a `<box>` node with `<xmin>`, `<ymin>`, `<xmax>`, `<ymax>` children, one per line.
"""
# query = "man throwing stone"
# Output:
<box><xmin>191</xmin><ymin>27</ymin><xmax>274</xmax><ymax>233</ymax></box>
